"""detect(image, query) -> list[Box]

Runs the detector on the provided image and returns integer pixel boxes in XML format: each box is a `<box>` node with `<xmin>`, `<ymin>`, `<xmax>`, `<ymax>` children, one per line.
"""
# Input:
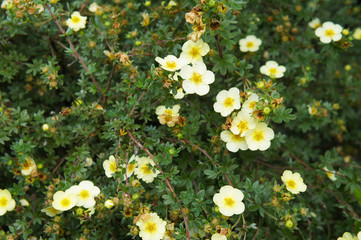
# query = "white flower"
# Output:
<box><xmin>230</xmin><ymin>110</ymin><xmax>256</xmax><ymax>136</ymax></box>
<box><xmin>353</xmin><ymin>28</ymin><xmax>361</xmax><ymax>40</ymax></box>
<box><xmin>213</xmin><ymin>185</ymin><xmax>245</xmax><ymax>217</ymax></box>
<box><xmin>89</xmin><ymin>2</ymin><xmax>102</xmax><ymax>14</ymax></box>
<box><xmin>103</xmin><ymin>155</ymin><xmax>118</xmax><ymax>178</ymax></box>
<box><xmin>170</xmin><ymin>88</ymin><xmax>185</xmax><ymax>99</ymax></box>
<box><xmin>136</xmin><ymin>212</ymin><xmax>167</xmax><ymax>240</ymax></box>
<box><xmin>1</xmin><ymin>0</ymin><xmax>11</xmax><ymax>9</ymax></box>
<box><xmin>260</xmin><ymin>61</ymin><xmax>286</xmax><ymax>78</ymax></box>
<box><xmin>19</xmin><ymin>199</ymin><xmax>29</xmax><ymax>207</ymax></box>
<box><xmin>123</xmin><ymin>154</ymin><xmax>137</xmax><ymax>178</ymax></box>
<box><xmin>41</xmin><ymin>206</ymin><xmax>62</xmax><ymax>217</ymax></box>
<box><xmin>155</xmin><ymin>55</ymin><xmax>188</xmax><ymax>72</ymax></box>
<box><xmin>35</xmin><ymin>4</ymin><xmax>44</xmax><ymax>13</ymax></box>
<box><xmin>281</xmin><ymin>170</ymin><xmax>307</xmax><ymax>194</ymax></box>
<box><xmin>357</xmin><ymin>231</ymin><xmax>361</xmax><ymax>240</ymax></box>
<box><xmin>323</xmin><ymin>167</ymin><xmax>336</xmax><ymax>181</ymax></box>
<box><xmin>180</xmin><ymin>39</ymin><xmax>210</xmax><ymax>64</ymax></box>
<box><xmin>220</xmin><ymin>130</ymin><xmax>248</xmax><ymax>152</ymax></box>
<box><xmin>155</xmin><ymin>104</ymin><xmax>180</xmax><ymax>127</ymax></box>
<box><xmin>52</xmin><ymin>190</ymin><xmax>77</xmax><ymax>211</ymax></box>
<box><xmin>308</xmin><ymin>18</ymin><xmax>321</xmax><ymax>29</ymax></box>
<box><xmin>315</xmin><ymin>21</ymin><xmax>343</xmax><ymax>44</ymax></box>
<box><xmin>66</xmin><ymin>180</ymin><xmax>100</xmax><ymax>208</ymax></box>
<box><xmin>337</xmin><ymin>232</ymin><xmax>358</xmax><ymax>240</ymax></box>
<box><xmin>242</xmin><ymin>93</ymin><xmax>259</xmax><ymax>114</ymax></box>
<box><xmin>245</xmin><ymin>122</ymin><xmax>274</xmax><ymax>151</ymax></box>
<box><xmin>0</xmin><ymin>189</ymin><xmax>16</xmax><ymax>216</ymax></box>
<box><xmin>212</xmin><ymin>233</ymin><xmax>227</xmax><ymax>240</ymax></box>
<box><xmin>179</xmin><ymin>61</ymin><xmax>215</xmax><ymax>96</ymax></box>
<box><xmin>104</xmin><ymin>199</ymin><xmax>114</xmax><ymax>209</ymax></box>
<box><xmin>21</xmin><ymin>157</ymin><xmax>37</xmax><ymax>176</ymax></box>
<box><xmin>42</xmin><ymin>124</ymin><xmax>49</xmax><ymax>131</ymax></box>
<box><xmin>85</xmin><ymin>157</ymin><xmax>93</xmax><ymax>167</ymax></box>
<box><xmin>213</xmin><ymin>88</ymin><xmax>241</xmax><ymax>117</ymax></box>
<box><xmin>239</xmin><ymin>35</ymin><xmax>262</xmax><ymax>52</ymax></box>
<box><xmin>134</xmin><ymin>157</ymin><xmax>160</xmax><ymax>183</ymax></box>
<box><xmin>66</xmin><ymin>11</ymin><xmax>87</xmax><ymax>32</ymax></box>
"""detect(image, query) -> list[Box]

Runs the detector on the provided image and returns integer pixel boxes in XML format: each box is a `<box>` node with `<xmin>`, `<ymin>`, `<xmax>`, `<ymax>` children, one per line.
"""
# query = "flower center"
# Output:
<box><xmin>253</xmin><ymin>130</ymin><xmax>264</xmax><ymax>141</ymax></box>
<box><xmin>325</xmin><ymin>29</ymin><xmax>335</xmax><ymax>37</ymax></box>
<box><xmin>287</xmin><ymin>180</ymin><xmax>296</xmax><ymax>189</ymax></box>
<box><xmin>224</xmin><ymin>97</ymin><xmax>235</xmax><ymax>108</ymax></box>
<box><xmin>190</xmin><ymin>72</ymin><xmax>203</xmax><ymax>84</ymax></box>
<box><xmin>246</xmin><ymin>41</ymin><xmax>254</xmax><ymax>48</ymax></box>
<box><xmin>60</xmin><ymin>198</ymin><xmax>71</xmax><ymax>208</ymax></box>
<box><xmin>231</xmin><ymin>134</ymin><xmax>242</xmax><ymax>142</ymax></box>
<box><xmin>326</xmin><ymin>172</ymin><xmax>334</xmax><ymax>178</ymax></box>
<box><xmin>127</xmin><ymin>164</ymin><xmax>135</xmax><ymax>173</ymax></box>
<box><xmin>269</xmin><ymin>68</ymin><xmax>277</xmax><ymax>75</ymax></box>
<box><xmin>190</xmin><ymin>46</ymin><xmax>200</xmax><ymax>57</ymax></box>
<box><xmin>72</xmin><ymin>16</ymin><xmax>81</xmax><ymax>24</ymax></box>
<box><xmin>164</xmin><ymin>109</ymin><xmax>173</xmax><ymax>115</ymax></box>
<box><xmin>79</xmin><ymin>190</ymin><xmax>90</xmax><ymax>199</ymax></box>
<box><xmin>0</xmin><ymin>197</ymin><xmax>8</xmax><ymax>207</ymax></box>
<box><xmin>237</xmin><ymin>120</ymin><xmax>249</xmax><ymax>132</ymax></box>
<box><xmin>142</xmin><ymin>165</ymin><xmax>152</xmax><ymax>175</ymax></box>
<box><xmin>165</xmin><ymin>60</ymin><xmax>177</xmax><ymax>69</ymax></box>
<box><xmin>224</xmin><ymin>197</ymin><xmax>235</xmax><ymax>207</ymax></box>
<box><xmin>249</xmin><ymin>101</ymin><xmax>256</xmax><ymax>110</ymax></box>
<box><xmin>145</xmin><ymin>221</ymin><xmax>157</xmax><ymax>233</ymax></box>
<box><xmin>109</xmin><ymin>162</ymin><xmax>117</xmax><ymax>172</ymax></box>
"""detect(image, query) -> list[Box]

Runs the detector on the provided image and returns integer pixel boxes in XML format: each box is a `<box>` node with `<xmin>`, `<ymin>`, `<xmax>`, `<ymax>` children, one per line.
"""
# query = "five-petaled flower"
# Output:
<box><xmin>155</xmin><ymin>55</ymin><xmax>188</xmax><ymax>72</ymax></box>
<box><xmin>67</xmin><ymin>180</ymin><xmax>100</xmax><ymax>208</ymax></box>
<box><xmin>180</xmin><ymin>39</ymin><xmax>210</xmax><ymax>64</ymax></box>
<box><xmin>66</xmin><ymin>11</ymin><xmax>87</xmax><ymax>32</ymax></box>
<box><xmin>52</xmin><ymin>190</ymin><xmax>77</xmax><ymax>211</ymax></box>
<box><xmin>0</xmin><ymin>189</ymin><xmax>16</xmax><ymax>216</ymax></box>
<box><xmin>281</xmin><ymin>170</ymin><xmax>307</xmax><ymax>194</ymax></box>
<box><xmin>136</xmin><ymin>212</ymin><xmax>167</xmax><ymax>240</ymax></box>
<box><xmin>213</xmin><ymin>87</ymin><xmax>241</xmax><ymax>117</ymax></box>
<box><xmin>213</xmin><ymin>185</ymin><xmax>245</xmax><ymax>217</ymax></box>
<box><xmin>103</xmin><ymin>155</ymin><xmax>118</xmax><ymax>178</ymax></box>
<box><xmin>315</xmin><ymin>21</ymin><xmax>343</xmax><ymax>44</ymax></box>
<box><xmin>220</xmin><ymin>130</ymin><xmax>248</xmax><ymax>152</ymax></box>
<box><xmin>239</xmin><ymin>35</ymin><xmax>262</xmax><ymax>52</ymax></box>
<box><xmin>156</xmin><ymin>104</ymin><xmax>180</xmax><ymax>127</ymax></box>
<box><xmin>260</xmin><ymin>61</ymin><xmax>286</xmax><ymax>79</ymax></box>
<box><xmin>245</xmin><ymin>122</ymin><xmax>274</xmax><ymax>151</ymax></box>
<box><xmin>134</xmin><ymin>157</ymin><xmax>160</xmax><ymax>183</ymax></box>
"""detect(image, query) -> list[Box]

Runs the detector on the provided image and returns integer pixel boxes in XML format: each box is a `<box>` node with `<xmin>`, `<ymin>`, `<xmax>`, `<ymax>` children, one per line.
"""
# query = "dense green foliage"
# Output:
<box><xmin>1</xmin><ymin>0</ymin><xmax>361</xmax><ymax>239</ymax></box>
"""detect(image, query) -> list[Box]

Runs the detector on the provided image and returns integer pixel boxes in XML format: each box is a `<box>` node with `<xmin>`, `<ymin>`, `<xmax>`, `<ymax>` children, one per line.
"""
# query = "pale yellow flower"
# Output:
<box><xmin>155</xmin><ymin>55</ymin><xmax>188</xmax><ymax>72</ymax></box>
<box><xmin>134</xmin><ymin>157</ymin><xmax>160</xmax><ymax>183</ymax></box>
<box><xmin>21</xmin><ymin>156</ymin><xmax>37</xmax><ymax>176</ymax></box>
<box><xmin>213</xmin><ymin>88</ymin><xmax>241</xmax><ymax>117</ymax></box>
<box><xmin>245</xmin><ymin>122</ymin><xmax>274</xmax><ymax>151</ymax></box>
<box><xmin>104</xmin><ymin>199</ymin><xmax>114</xmax><ymax>209</ymax></box>
<box><xmin>260</xmin><ymin>60</ymin><xmax>286</xmax><ymax>78</ymax></box>
<box><xmin>308</xmin><ymin>18</ymin><xmax>321</xmax><ymax>29</ymax></box>
<box><xmin>180</xmin><ymin>39</ymin><xmax>210</xmax><ymax>64</ymax></box>
<box><xmin>155</xmin><ymin>104</ymin><xmax>180</xmax><ymax>127</ymax></box>
<box><xmin>0</xmin><ymin>189</ymin><xmax>16</xmax><ymax>216</ymax></box>
<box><xmin>42</xmin><ymin>124</ymin><xmax>49</xmax><ymax>131</ymax></box>
<box><xmin>136</xmin><ymin>212</ymin><xmax>167</xmax><ymax>240</ymax></box>
<box><xmin>89</xmin><ymin>2</ymin><xmax>103</xmax><ymax>15</ymax></box>
<box><xmin>353</xmin><ymin>28</ymin><xmax>361</xmax><ymax>40</ymax></box>
<box><xmin>241</xmin><ymin>93</ymin><xmax>259</xmax><ymax>114</ymax></box>
<box><xmin>323</xmin><ymin>167</ymin><xmax>336</xmax><ymax>181</ymax></box>
<box><xmin>19</xmin><ymin>199</ymin><xmax>29</xmax><ymax>207</ymax></box>
<box><xmin>67</xmin><ymin>180</ymin><xmax>100</xmax><ymax>208</ymax></box>
<box><xmin>239</xmin><ymin>35</ymin><xmax>262</xmax><ymax>52</ymax></box>
<box><xmin>315</xmin><ymin>21</ymin><xmax>343</xmax><ymax>43</ymax></box>
<box><xmin>66</xmin><ymin>11</ymin><xmax>87</xmax><ymax>32</ymax></box>
<box><xmin>213</xmin><ymin>185</ymin><xmax>245</xmax><ymax>217</ymax></box>
<box><xmin>281</xmin><ymin>170</ymin><xmax>307</xmax><ymax>194</ymax></box>
<box><xmin>179</xmin><ymin>61</ymin><xmax>214</xmax><ymax>96</ymax></box>
<box><xmin>103</xmin><ymin>155</ymin><xmax>118</xmax><ymax>178</ymax></box>
<box><xmin>212</xmin><ymin>233</ymin><xmax>227</xmax><ymax>240</ymax></box>
<box><xmin>337</xmin><ymin>232</ymin><xmax>358</xmax><ymax>240</ymax></box>
<box><xmin>230</xmin><ymin>110</ymin><xmax>256</xmax><ymax>136</ymax></box>
<box><xmin>1</xmin><ymin>0</ymin><xmax>11</xmax><ymax>9</ymax></box>
<box><xmin>41</xmin><ymin>206</ymin><xmax>62</xmax><ymax>217</ymax></box>
<box><xmin>52</xmin><ymin>190</ymin><xmax>77</xmax><ymax>211</ymax></box>
<box><xmin>220</xmin><ymin>130</ymin><xmax>248</xmax><ymax>152</ymax></box>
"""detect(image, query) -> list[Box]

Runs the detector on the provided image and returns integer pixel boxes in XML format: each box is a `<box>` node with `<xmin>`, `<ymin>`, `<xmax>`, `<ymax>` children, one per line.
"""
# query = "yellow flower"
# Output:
<box><xmin>220</xmin><ymin>130</ymin><xmax>248</xmax><ymax>152</ymax></box>
<box><xmin>0</xmin><ymin>189</ymin><xmax>16</xmax><ymax>216</ymax></box>
<box><xmin>245</xmin><ymin>122</ymin><xmax>274</xmax><ymax>151</ymax></box>
<box><xmin>41</xmin><ymin>206</ymin><xmax>62</xmax><ymax>217</ymax></box>
<box><xmin>155</xmin><ymin>105</ymin><xmax>180</xmax><ymax>127</ymax></box>
<box><xmin>353</xmin><ymin>28</ymin><xmax>361</xmax><ymax>40</ymax></box>
<box><xmin>42</xmin><ymin>123</ymin><xmax>49</xmax><ymax>131</ymax></box>
<box><xmin>239</xmin><ymin>35</ymin><xmax>262</xmax><ymax>52</ymax></box>
<box><xmin>123</xmin><ymin>155</ymin><xmax>137</xmax><ymax>178</ymax></box>
<box><xmin>21</xmin><ymin>156</ymin><xmax>37</xmax><ymax>176</ymax></box>
<box><xmin>230</xmin><ymin>110</ymin><xmax>256</xmax><ymax>136</ymax></box>
<box><xmin>66</xmin><ymin>11</ymin><xmax>87</xmax><ymax>32</ymax></box>
<box><xmin>180</xmin><ymin>39</ymin><xmax>210</xmax><ymax>64</ymax></box>
<box><xmin>337</xmin><ymin>232</ymin><xmax>358</xmax><ymax>240</ymax></box>
<box><xmin>308</xmin><ymin>18</ymin><xmax>321</xmax><ymax>29</ymax></box>
<box><xmin>241</xmin><ymin>93</ymin><xmax>259</xmax><ymax>114</ymax></box>
<box><xmin>19</xmin><ymin>199</ymin><xmax>29</xmax><ymax>207</ymax></box>
<box><xmin>315</xmin><ymin>21</ymin><xmax>343</xmax><ymax>43</ymax></box>
<box><xmin>179</xmin><ymin>62</ymin><xmax>215</xmax><ymax>96</ymax></box>
<box><xmin>213</xmin><ymin>88</ymin><xmax>241</xmax><ymax>117</ymax></box>
<box><xmin>213</xmin><ymin>185</ymin><xmax>245</xmax><ymax>217</ymax></box>
<box><xmin>104</xmin><ymin>199</ymin><xmax>114</xmax><ymax>209</ymax></box>
<box><xmin>281</xmin><ymin>170</ymin><xmax>307</xmax><ymax>194</ymax></box>
<box><xmin>141</xmin><ymin>13</ymin><xmax>150</xmax><ymax>27</ymax></box>
<box><xmin>155</xmin><ymin>55</ymin><xmax>188</xmax><ymax>72</ymax></box>
<box><xmin>260</xmin><ymin>60</ymin><xmax>286</xmax><ymax>78</ymax></box>
<box><xmin>52</xmin><ymin>190</ymin><xmax>77</xmax><ymax>211</ymax></box>
<box><xmin>103</xmin><ymin>155</ymin><xmax>118</xmax><ymax>178</ymax></box>
<box><xmin>323</xmin><ymin>167</ymin><xmax>336</xmax><ymax>181</ymax></box>
<box><xmin>67</xmin><ymin>180</ymin><xmax>100</xmax><ymax>208</ymax></box>
<box><xmin>136</xmin><ymin>212</ymin><xmax>167</xmax><ymax>240</ymax></box>
<box><xmin>211</xmin><ymin>233</ymin><xmax>227</xmax><ymax>240</ymax></box>
<box><xmin>134</xmin><ymin>157</ymin><xmax>160</xmax><ymax>183</ymax></box>
<box><xmin>88</xmin><ymin>2</ymin><xmax>103</xmax><ymax>15</ymax></box>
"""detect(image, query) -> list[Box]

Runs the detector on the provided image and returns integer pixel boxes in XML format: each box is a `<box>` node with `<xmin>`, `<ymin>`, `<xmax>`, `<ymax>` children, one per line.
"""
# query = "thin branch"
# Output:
<box><xmin>45</xmin><ymin>3</ymin><xmax>104</xmax><ymax>99</ymax></box>
<box><xmin>102</xmin><ymin>65</ymin><xmax>116</xmax><ymax>108</ymax></box>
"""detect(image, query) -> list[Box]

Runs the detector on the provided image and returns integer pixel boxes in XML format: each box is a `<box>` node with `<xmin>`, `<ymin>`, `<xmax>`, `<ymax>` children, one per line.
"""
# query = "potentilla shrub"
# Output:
<box><xmin>1</xmin><ymin>0</ymin><xmax>361</xmax><ymax>239</ymax></box>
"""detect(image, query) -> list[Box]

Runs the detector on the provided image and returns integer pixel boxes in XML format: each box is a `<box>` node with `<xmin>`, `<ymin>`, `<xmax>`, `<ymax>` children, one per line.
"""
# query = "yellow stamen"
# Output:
<box><xmin>190</xmin><ymin>72</ymin><xmax>203</xmax><ymax>84</ymax></box>
<box><xmin>60</xmin><ymin>198</ymin><xmax>71</xmax><ymax>208</ymax></box>
<box><xmin>224</xmin><ymin>97</ymin><xmax>235</xmax><ymax>108</ymax></box>
<box><xmin>325</xmin><ymin>29</ymin><xmax>335</xmax><ymax>37</ymax></box>
<box><xmin>145</xmin><ymin>222</ymin><xmax>157</xmax><ymax>233</ymax></box>
<box><xmin>224</xmin><ymin>197</ymin><xmax>235</xmax><ymax>207</ymax></box>
<box><xmin>71</xmin><ymin>16</ymin><xmax>81</xmax><ymax>23</ymax></box>
<box><xmin>246</xmin><ymin>41</ymin><xmax>254</xmax><ymax>48</ymax></box>
<box><xmin>190</xmin><ymin>47</ymin><xmax>200</xmax><ymax>57</ymax></box>
<box><xmin>287</xmin><ymin>180</ymin><xmax>296</xmax><ymax>188</ymax></box>
<box><xmin>142</xmin><ymin>165</ymin><xmax>152</xmax><ymax>175</ymax></box>
<box><xmin>165</xmin><ymin>60</ymin><xmax>177</xmax><ymax>69</ymax></box>
<box><xmin>0</xmin><ymin>197</ymin><xmax>8</xmax><ymax>207</ymax></box>
<box><xmin>253</xmin><ymin>130</ymin><xmax>264</xmax><ymax>141</ymax></box>
<box><xmin>79</xmin><ymin>190</ymin><xmax>90</xmax><ymax>199</ymax></box>
<box><xmin>109</xmin><ymin>162</ymin><xmax>116</xmax><ymax>172</ymax></box>
<box><xmin>269</xmin><ymin>68</ymin><xmax>277</xmax><ymax>75</ymax></box>
<box><xmin>237</xmin><ymin>121</ymin><xmax>249</xmax><ymax>132</ymax></box>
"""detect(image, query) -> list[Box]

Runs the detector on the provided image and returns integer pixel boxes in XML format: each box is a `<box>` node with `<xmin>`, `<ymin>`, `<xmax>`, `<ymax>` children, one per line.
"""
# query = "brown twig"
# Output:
<box><xmin>182</xmin><ymin>139</ymin><xmax>233</xmax><ymax>186</ymax></box>
<box><xmin>45</xmin><ymin>4</ymin><xmax>104</xmax><ymax>99</ymax></box>
<box><xmin>102</xmin><ymin>65</ymin><xmax>116</xmax><ymax>108</ymax></box>
<box><xmin>127</xmin><ymin>131</ymin><xmax>191</xmax><ymax>240</ymax></box>
<box><xmin>79</xmin><ymin>0</ymin><xmax>91</xmax><ymax>13</ymax></box>
<box><xmin>128</xmin><ymin>87</ymin><xmax>149</xmax><ymax>117</ymax></box>
<box><xmin>49</xmin><ymin>156</ymin><xmax>67</xmax><ymax>179</ymax></box>
<box><xmin>252</xmin><ymin>217</ymin><xmax>262</xmax><ymax>240</ymax></box>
